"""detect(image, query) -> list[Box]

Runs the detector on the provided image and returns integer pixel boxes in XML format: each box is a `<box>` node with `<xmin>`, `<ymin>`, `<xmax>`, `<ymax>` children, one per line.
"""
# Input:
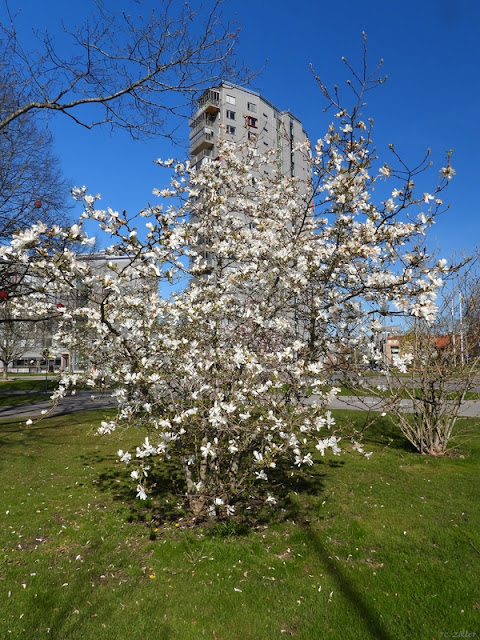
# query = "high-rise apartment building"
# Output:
<box><xmin>188</xmin><ymin>82</ymin><xmax>312</xmax><ymax>277</ymax></box>
<box><xmin>189</xmin><ymin>82</ymin><xmax>310</xmax><ymax>187</ymax></box>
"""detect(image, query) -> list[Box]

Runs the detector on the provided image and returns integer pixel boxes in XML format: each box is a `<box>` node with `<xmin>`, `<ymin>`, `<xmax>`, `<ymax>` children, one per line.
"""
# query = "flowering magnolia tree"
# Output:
<box><xmin>0</xmin><ymin>54</ymin><xmax>454</xmax><ymax>519</ymax></box>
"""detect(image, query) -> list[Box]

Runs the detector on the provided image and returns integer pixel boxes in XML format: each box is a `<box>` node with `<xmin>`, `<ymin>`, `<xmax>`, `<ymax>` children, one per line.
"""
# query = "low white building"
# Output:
<box><xmin>2</xmin><ymin>252</ymin><xmax>144</xmax><ymax>374</ymax></box>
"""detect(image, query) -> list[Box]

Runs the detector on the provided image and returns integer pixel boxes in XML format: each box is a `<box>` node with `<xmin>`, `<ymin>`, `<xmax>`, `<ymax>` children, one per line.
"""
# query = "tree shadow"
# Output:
<box><xmin>25</xmin><ymin>559</ymin><xmax>175</xmax><ymax>639</ymax></box>
<box><xmin>244</xmin><ymin>459</ymin><xmax>329</xmax><ymax>526</ymax></box>
<box><xmin>301</xmin><ymin>521</ymin><xmax>396</xmax><ymax>640</ymax></box>
<box><xmin>358</xmin><ymin>414</ymin><xmax>417</xmax><ymax>453</ymax></box>
<box><xmin>90</xmin><ymin>452</ymin><xmax>189</xmax><ymax>524</ymax></box>
<box><xmin>0</xmin><ymin>419</ymin><xmax>77</xmax><ymax>461</ymax></box>
<box><xmin>90</xmin><ymin>451</ymin><xmax>332</xmax><ymax>528</ymax></box>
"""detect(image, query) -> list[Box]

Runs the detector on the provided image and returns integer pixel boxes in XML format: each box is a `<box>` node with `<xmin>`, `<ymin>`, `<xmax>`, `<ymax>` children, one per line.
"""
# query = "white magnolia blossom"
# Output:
<box><xmin>392</xmin><ymin>352</ymin><xmax>414</xmax><ymax>374</ymax></box>
<box><xmin>0</xmin><ymin>73</ymin><xmax>454</xmax><ymax>519</ymax></box>
<box><xmin>136</xmin><ymin>485</ymin><xmax>147</xmax><ymax>501</ymax></box>
<box><xmin>316</xmin><ymin>436</ymin><xmax>342</xmax><ymax>457</ymax></box>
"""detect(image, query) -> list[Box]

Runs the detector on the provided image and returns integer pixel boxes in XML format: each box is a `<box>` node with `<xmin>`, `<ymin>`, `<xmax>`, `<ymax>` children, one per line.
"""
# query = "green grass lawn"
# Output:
<box><xmin>0</xmin><ymin>379</ymin><xmax>59</xmax><ymax>407</ymax></box>
<box><xmin>1</xmin><ymin>409</ymin><xmax>479</xmax><ymax>639</ymax></box>
<box><xmin>0</xmin><ymin>378</ymin><xmax>59</xmax><ymax>389</ymax></box>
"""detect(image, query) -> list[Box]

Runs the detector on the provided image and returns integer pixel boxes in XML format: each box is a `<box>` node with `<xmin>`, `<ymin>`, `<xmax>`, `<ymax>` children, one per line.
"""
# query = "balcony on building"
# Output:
<box><xmin>190</xmin><ymin>127</ymin><xmax>215</xmax><ymax>155</ymax></box>
<box><xmin>189</xmin><ymin>111</ymin><xmax>218</xmax><ymax>139</ymax></box>
<box><xmin>197</xmin><ymin>89</ymin><xmax>221</xmax><ymax>114</ymax></box>
<box><xmin>190</xmin><ymin>148</ymin><xmax>215</xmax><ymax>169</ymax></box>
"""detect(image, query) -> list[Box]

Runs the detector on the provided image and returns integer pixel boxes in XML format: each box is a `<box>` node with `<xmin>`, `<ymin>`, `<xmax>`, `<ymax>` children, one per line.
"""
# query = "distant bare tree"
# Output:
<box><xmin>0</xmin><ymin>76</ymin><xmax>71</xmax><ymax>241</ymax></box>
<box><xmin>0</xmin><ymin>300</ymin><xmax>36</xmax><ymax>378</ymax></box>
<box><xmin>461</xmin><ymin>263</ymin><xmax>480</xmax><ymax>342</ymax></box>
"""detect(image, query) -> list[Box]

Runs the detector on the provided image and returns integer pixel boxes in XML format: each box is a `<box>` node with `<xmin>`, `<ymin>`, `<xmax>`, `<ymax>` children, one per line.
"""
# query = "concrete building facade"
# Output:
<box><xmin>189</xmin><ymin>82</ymin><xmax>310</xmax><ymax>186</ymax></box>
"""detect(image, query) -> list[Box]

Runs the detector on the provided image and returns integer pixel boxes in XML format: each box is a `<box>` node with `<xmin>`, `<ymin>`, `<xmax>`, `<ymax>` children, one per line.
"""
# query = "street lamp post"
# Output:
<box><xmin>459</xmin><ymin>294</ymin><xmax>465</xmax><ymax>367</ymax></box>
<box><xmin>42</xmin><ymin>349</ymin><xmax>49</xmax><ymax>392</ymax></box>
<box><xmin>380</xmin><ymin>301</ymin><xmax>389</xmax><ymax>370</ymax></box>
<box><xmin>451</xmin><ymin>298</ymin><xmax>457</xmax><ymax>367</ymax></box>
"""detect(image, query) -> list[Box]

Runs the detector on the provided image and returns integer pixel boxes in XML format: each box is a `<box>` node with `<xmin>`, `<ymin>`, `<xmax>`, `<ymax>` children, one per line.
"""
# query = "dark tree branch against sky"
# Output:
<box><xmin>0</xmin><ymin>0</ymin><xmax>247</xmax><ymax>138</ymax></box>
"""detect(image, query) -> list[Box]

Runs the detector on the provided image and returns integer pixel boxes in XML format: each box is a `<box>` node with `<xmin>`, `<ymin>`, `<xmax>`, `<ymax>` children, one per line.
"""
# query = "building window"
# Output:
<box><xmin>226</xmin><ymin>109</ymin><xmax>236</xmax><ymax>120</ymax></box>
<box><xmin>226</xmin><ymin>125</ymin><xmax>236</xmax><ymax>134</ymax></box>
<box><xmin>248</xmin><ymin>131</ymin><xmax>257</xmax><ymax>140</ymax></box>
<box><xmin>247</xmin><ymin>116</ymin><xmax>257</xmax><ymax>128</ymax></box>
<box><xmin>226</xmin><ymin>94</ymin><xmax>236</xmax><ymax>105</ymax></box>
<box><xmin>247</xmin><ymin>102</ymin><xmax>257</xmax><ymax>112</ymax></box>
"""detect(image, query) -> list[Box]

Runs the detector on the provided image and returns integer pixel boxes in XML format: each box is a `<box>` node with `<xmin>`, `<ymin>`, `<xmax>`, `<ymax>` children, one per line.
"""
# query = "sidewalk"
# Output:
<box><xmin>325</xmin><ymin>395</ymin><xmax>480</xmax><ymax>418</ymax></box>
<box><xmin>0</xmin><ymin>391</ymin><xmax>117</xmax><ymax>420</ymax></box>
<box><xmin>2</xmin><ymin>392</ymin><xmax>480</xmax><ymax>422</ymax></box>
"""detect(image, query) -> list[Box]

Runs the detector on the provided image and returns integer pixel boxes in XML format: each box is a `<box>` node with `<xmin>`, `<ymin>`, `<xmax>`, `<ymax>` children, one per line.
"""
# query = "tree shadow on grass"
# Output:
<box><xmin>0</xmin><ymin>419</ymin><xmax>84</xmax><ymax>463</ymax></box>
<box><xmin>351</xmin><ymin>413</ymin><xmax>418</xmax><ymax>453</ymax></box>
<box><xmin>245</xmin><ymin>458</ymin><xmax>330</xmax><ymax>527</ymax></box>
<box><xmin>91</xmin><ymin>452</ymin><xmax>333</xmax><ymax>529</ymax></box>
<box><xmin>26</xmin><ymin>562</ymin><xmax>175</xmax><ymax>640</ymax></box>
<box><xmin>90</xmin><ymin>452</ymin><xmax>190</xmax><ymax>524</ymax></box>
<box><xmin>300</xmin><ymin>520</ymin><xmax>397</xmax><ymax>640</ymax></box>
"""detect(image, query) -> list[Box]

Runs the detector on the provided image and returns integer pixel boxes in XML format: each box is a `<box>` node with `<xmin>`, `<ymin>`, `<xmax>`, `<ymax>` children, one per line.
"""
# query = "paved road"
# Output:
<box><xmin>325</xmin><ymin>395</ymin><xmax>480</xmax><ymax>418</ymax></box>
<box><xmin>2</xmin><ymin>390</ymin><xmax>480</xmax><ymax>421</ymax></box>
<box><xmin>0</xmin><ymin>391</ymin><xmax>117</xmax><ymax>420</ymax></box>
<box><xmin>330</xmin><ymin>373</ymin><xmax>480</xmax><ymax>394</ymax></box>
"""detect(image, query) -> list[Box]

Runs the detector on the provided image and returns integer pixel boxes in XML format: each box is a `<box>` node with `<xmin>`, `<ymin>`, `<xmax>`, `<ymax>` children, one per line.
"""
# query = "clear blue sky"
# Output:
<box><xmin>4</xmin><ymin>0</ymin><xmax>479</xmax><ymax>257</ymax></box>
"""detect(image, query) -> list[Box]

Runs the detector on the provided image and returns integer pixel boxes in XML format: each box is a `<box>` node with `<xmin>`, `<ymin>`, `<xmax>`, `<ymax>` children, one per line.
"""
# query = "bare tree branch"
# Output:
<box><xmin>0</xmin><ymin>0</ymin><xmax>250</xmax><ymax>139</ymax></box>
